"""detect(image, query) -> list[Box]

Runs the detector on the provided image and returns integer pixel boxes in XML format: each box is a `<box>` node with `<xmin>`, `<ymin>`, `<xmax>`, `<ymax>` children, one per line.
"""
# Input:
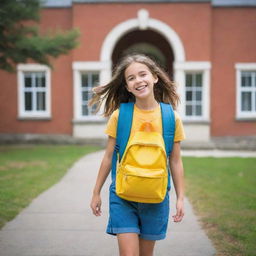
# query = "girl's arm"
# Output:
<box><xmin>90</xmin><ymin>136</ymin><xmax>116</xmax><ymax>216</ymax></box>
<box><xmin>169</xmin><ymin>141</ymin><xmax>185</xmax><ymax>222</ymax></box>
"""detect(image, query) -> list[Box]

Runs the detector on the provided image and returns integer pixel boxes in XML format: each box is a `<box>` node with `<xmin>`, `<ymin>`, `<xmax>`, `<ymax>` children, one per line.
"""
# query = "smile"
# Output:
<box><xmin>136</xmin><ymin>85</ymin><xmax>147</xmax><ymax>91</ymax></box>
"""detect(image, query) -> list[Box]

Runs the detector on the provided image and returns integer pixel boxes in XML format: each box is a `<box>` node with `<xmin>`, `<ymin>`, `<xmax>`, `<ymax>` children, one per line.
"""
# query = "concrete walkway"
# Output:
<box><xmin>2</xmin><ymin>149</ymin><xmax>243</xmax><ymax>256</ymax></box>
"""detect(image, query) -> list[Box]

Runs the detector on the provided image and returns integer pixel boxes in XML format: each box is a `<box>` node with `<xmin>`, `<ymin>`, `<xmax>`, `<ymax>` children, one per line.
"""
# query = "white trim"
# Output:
<box><xmin>235</xmin><ymin>63</ymin><xmax>256</xmax><ymax>70</ymax></box>
<box><xmin>175</xmin><ymin>61</ymin><xmax>211</xmax><ymax>121</ymax></box>
<box><xmin>235</xmin><ymin>63</ymin><xmax>256</xmax><ymax>119</ymax></box>
<box><xmin>138</xmin><ymin>9</ymin><xmax>149</xmax><ymax>30</ymax></box>
<box><xmin>72</xmin><ymin>61</ymin><xmax>107</xmax><ymax>122</ymax></box>
<box><xmin>72</xmin><ymin>61</ymin><xmax>110</xmax><ymax>71</ymax></box>
<box><xmin>17</xmin><ymin>64</ymin><xmax>51</xmax><ymax>119</ymax></box>
<box><xmin>17</xmin><ymin>64</ymin><xmax>51</xmax><ymax>72</ymax></box>
<box><xmin>174</xmin><ymin>61</ymin><xmax>211</xmax><ymax>70</ymax></box>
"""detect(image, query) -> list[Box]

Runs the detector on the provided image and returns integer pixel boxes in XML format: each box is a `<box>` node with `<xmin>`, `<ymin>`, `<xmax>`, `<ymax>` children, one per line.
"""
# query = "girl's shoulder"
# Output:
<box><xmin>173</xmin><ymin>110</ymin><xmax>181</xmax><ymax>121</ymax></box>
<box><xmin>107</xmin><ymin>109</ymin><xmax>119</xmax><ymax>122</ymax></box>
<box><xmin>111</xmin><ymin>109</ymin><xmax>119</xmax><ymax>118</ymax></box>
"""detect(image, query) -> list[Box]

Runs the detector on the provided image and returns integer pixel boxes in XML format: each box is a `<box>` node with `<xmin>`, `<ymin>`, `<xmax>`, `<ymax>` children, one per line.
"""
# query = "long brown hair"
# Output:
<box><xmin>89</xmin><ymin>54</ymin><xmax>179</xmax><ymax>117</ymax></box>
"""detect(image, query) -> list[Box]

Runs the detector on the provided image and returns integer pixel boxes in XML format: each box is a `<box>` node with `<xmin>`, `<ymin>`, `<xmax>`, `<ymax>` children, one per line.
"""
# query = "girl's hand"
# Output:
<box><xmin>172</xmin><ymin>198</ymin><xmax>184</xmax><ymax>222</ymax></box>
<box><xmin>90</xmin><ymin>194</ymin><xmax>102</xmax><ymax>216</ymax></box>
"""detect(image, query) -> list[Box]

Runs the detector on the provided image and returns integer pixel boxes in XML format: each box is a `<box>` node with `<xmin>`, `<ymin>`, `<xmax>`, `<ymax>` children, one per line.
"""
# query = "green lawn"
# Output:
<box><xmin>1</xmin><ymin>146</ymin><xmax>255</xmax><ymax>255</ymax></box>
<box><xmin>0</xmin><ymin>145</ymin><xmax>101</xmax><ymax>229</ymax></box>
<box><xmin>183</xmin><ymin>157</ymin><xmax>256</xmax><ymax>256</ymax></box>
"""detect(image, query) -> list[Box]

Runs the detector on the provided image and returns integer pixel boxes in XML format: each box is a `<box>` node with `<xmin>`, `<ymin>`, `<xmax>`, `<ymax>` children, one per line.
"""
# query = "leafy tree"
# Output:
<box><xmin>0</xmin><ymin>0</ymin><xmax>80</xmax><ymax>72</ymax></box>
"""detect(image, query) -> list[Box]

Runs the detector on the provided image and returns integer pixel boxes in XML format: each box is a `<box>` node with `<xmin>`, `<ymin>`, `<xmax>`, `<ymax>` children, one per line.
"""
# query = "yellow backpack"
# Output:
<box><xmin>112</xmin><ymin>102</ymin><xmax>175</xmax><ymax>204</ymax></box>
<box><xmin>116</xmin><ymin>122</ymin><xmax>168</xmax><ymax>203</ymax></box>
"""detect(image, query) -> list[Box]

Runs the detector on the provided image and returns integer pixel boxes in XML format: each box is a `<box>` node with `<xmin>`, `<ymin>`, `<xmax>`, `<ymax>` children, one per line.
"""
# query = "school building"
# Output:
<box><xmin>0</xmin><ymin>0</ymin><xmax>256</xmax><ymax>149</ymax></box>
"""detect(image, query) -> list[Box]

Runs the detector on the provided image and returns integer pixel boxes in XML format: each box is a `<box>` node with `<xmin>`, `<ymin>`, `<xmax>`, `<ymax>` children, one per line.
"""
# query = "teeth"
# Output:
<box><xmin>136</xmin><ymin>85</ymin><xmax>146</xmax><ymax>91</ymax></box>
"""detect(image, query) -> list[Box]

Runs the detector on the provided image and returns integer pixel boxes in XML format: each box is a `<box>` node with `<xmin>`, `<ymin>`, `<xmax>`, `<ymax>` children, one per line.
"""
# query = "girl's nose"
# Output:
<box><xmin>135</xmin><ymin>76</ymin><xmax>143</xmax><ymax>83</ymax></box>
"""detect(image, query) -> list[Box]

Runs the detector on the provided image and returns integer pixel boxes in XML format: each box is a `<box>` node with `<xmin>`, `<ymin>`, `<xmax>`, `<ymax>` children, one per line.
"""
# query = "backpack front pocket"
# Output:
<box><xmin>116</xmin><ymin>164</ymin><xmax>167</xmax><ymax>203</ymax></box>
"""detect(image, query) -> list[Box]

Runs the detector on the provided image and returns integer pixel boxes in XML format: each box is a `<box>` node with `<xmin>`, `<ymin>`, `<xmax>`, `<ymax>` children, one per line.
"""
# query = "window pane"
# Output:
<box><xmin>186</xmin><ymin>105</ymin><xmax>192</xmax><ymax>116</ymax></box>
<box><xmin>196</xmin><ymin>91</ymin><xmax>202</xmax><ymax>101</ymax></box>
<box><xmin>82</xmin><ymin>91</ymin><xmax>89</xmax><ymax>101</ymax></box>
<box><xmin>36</xmin><ymin>92</ymin><xmax>46</xmax><ymax>111</ymax></box>
<box><xmin>82</xmin><ymin>105</ymin><xmax>88</xmax><ymax>116</ymax></box>
<box><xmin>81</xmin><ymin>74</ymin><xmax>88</xmax><ymax>87</ymax></box>
<box><xmin>196</xmin><ymin>74</ymin><xmax>202</xmax><ymax>87</ymax></box>
<box><xmin>241</xmin><ymin>92</ymin><xmax>252</xmax><ymax>111</ymax></box>
<box><xmin>35</xmin><ymin>73</ymin><xmax>45</xmax><ymax>88</ymax></box>
<box><xmin>25</xmin><ymin>92</ymin><xmax>32</xmax><ymax>111</ymax></box>
<box><xmin>186</xmin><ymin>91</ymin><xmax>192</xmax><ymax>101</ymax></box>
<box><xmin>241</xmin><ymin>72</ymin><xmax>252</xmax><ymax>87</ymax></box>
<box><xmin>24</xmin><ymin>74</ymin><xmax>32</xmax><ymax>88</ymax></box>
<box><xmin>92</xmin><ymin>73</ymin><xmax>99</xmax><ymax>86</ymax></box>
<box><xmin>255</xmin><ymin>92</ymin><xmax>256</xmax><ymax>111</ymax></box>
<box><xmin>186</xmin><ymin>74</ymin><xmax>192</xmax><ymax>87</ymax></box>
<box><xmin>196</xmin><ymin>105</ymin><xmax>202</xmax><ymax>116</ymax></box>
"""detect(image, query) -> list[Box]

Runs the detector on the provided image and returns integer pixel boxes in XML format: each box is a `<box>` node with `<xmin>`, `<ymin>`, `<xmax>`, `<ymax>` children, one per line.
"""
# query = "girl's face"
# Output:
<box><xmin>124</xmin><ymin>62</ymin><xmax>158</xmax><ymax>100</ymax></box>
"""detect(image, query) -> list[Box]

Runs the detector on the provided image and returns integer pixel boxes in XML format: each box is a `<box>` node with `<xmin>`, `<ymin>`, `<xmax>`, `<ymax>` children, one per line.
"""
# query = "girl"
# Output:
<box><xmin>90</xmin><ymin>54</ymin><xmax>185</xmax><ymax>256</ymax></box>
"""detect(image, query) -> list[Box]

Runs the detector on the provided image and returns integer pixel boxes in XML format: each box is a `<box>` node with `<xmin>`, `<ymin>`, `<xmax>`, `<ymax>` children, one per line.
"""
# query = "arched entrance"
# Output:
<box><xmin>112</xmin><ymin>29</ymin><xmax>174</xmax><ymax>79</ymax></box>
<box><xmin>100</xmin><ymin>9</ymin><xmax>185</xmax><ymax>85</ymax></box>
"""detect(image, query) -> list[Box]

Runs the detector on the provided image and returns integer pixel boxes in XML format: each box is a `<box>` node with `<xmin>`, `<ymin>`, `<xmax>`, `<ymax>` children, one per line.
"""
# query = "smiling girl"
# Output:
<box><xmin>90</xmin><ymin>54</ymin><xmax>185</xmax><ymax>256</ymax></box>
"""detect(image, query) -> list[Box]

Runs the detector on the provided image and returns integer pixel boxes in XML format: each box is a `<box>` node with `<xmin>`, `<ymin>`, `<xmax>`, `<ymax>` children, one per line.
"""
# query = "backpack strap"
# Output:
<box><xmin>160</xmin><ymin>102</ymin><xmax>176</xmax><ymax>157</ymax></box>
<box><xmin>111</xmin><ymin>102</ymin><xmax>134</xmax><ymax>182</ymax></box>
<box><xmin>160</xmin><ymin>102</ymin><xmax>176</xmax><ymax>191</ymax></box>
<box><xmin>117</xmin><ymin>102</ymin><xmax>134</xmax><ymax>159</ymax></box>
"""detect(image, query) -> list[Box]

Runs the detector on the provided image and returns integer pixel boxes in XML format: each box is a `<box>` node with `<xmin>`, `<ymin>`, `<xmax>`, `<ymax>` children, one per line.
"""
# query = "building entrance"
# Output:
<box><xmin>112</xmin><ymin>29</ymin><xmax>174</xmax><ymax>79</ymax></box>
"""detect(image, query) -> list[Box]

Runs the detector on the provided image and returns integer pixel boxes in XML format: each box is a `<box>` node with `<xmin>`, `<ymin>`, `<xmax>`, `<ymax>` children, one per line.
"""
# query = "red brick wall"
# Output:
<box><xmin>211</xmin><ymin>7</ymin><xmax>256</xmax><ymax>136</ymax></box>
<box><xmin>0</xmin><ymin>8</ymin><xmax>73</xmax><ymax>135</ymax></box>
<box><xmin>72</xmin><ymin>2</ymin><xmax>211</xmax><ymax>61</ymax></box>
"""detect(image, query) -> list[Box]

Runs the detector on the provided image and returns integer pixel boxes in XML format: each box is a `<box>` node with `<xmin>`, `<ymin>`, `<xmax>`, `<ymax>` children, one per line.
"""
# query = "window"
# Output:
<box><xmin>241</xmin><ymin>71</ymin><xmax>256</xmax><ymax>112</ymax></box>
<box><xmin>81</xmin><ymin>72</ymin><xmax>99</xmax><ymax>116</ymax></box>
<box><xmin>185</xmin><ymin>73</ymin><xmax>203</xmax><ymax>117</ymax></box>
<box><xmin>73</xmin><ymin>61</ymin><xmax>110</xmax><ymax>121</ymax></box>
<box><xmin>23</xmin><ymin>72</ymin><xmax>46</xmax><ymax>111</ymax></box>
<box><xmin>18</xmin><ymin>64</ymin><xmax>51</xmax><ymax>118</ymax></box>
<box><xmin>236</xmin><ymin>63</ymin><xmax>256</xmax><ymax>119</ymax></box>
<box><xmin>174</xmin><ymin>61</ymin><xmax>211</xmax><ymax>122</ymax></box>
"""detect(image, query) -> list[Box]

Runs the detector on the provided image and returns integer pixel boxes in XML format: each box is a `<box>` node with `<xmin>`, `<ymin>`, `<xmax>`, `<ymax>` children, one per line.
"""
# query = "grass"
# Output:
<box><xmin>183</xmin><ymin>157</ymin><xmax>256</xmax><ymax>256</ymax></box>
<box><xmin>0</xmin><ymin>144</ymin><xmax>101</xmax><ymax>229</ymax></box>
<box><xmin>1</xmin><ymin>146</ymin><xmax>255</xmax><ymax>255</ymax></box>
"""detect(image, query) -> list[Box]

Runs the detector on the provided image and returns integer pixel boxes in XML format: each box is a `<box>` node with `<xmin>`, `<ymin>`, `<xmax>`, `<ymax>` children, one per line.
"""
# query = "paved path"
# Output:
<box><xmin>0</xmin><ymin>150</ymin><xmax>236</xmax><ymax>256</ymax></box>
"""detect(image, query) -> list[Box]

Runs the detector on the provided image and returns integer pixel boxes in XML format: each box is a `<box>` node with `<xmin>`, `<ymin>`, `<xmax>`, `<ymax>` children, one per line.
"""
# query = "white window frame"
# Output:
<box><xmin>235</xmin><ymin>63</ymin><xmax>256</xmax><ymax>119</ymax></box>
<box><xmin>174</xmin><ymin>62</ymin><xmax>211</xmax><ymax>122</ymax></box>
<box><xmin>17</xmin><ymin>64</ymin><xmax>51</xmax><ymax>119</ymax></box>
<box><xmin>72</xmin><ymin>61</ymin><xmax>110</xmax><ymax>121</ymax></box>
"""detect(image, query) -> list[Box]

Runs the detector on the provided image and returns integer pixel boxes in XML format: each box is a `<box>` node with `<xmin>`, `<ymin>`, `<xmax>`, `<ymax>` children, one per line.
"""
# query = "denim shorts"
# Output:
<box><xmin>106</xmin><ymin>185</ymin><xmax>170</xmax><ymax>240</ymax></box>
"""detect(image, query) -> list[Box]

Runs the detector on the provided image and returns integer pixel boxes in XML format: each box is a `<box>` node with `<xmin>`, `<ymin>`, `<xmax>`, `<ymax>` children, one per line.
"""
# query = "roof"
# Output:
<box><xmin>41</xmin><ymin>0</ymin><xmax>256</xmax><ymax>7</ymax></box>
<box><xmin>213</xmin><ymin>0</ymin><xmax>256</xmax><ymax>6</ymax></box>
<box><xmin>42</xmin><ymin>0</ymin><xmax>72</xmax><ymax>7</ymax></box>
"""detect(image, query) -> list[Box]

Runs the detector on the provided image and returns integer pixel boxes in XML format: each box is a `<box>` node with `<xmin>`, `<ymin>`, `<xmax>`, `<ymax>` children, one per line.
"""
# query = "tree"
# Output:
<box><xmin>0</xmin><ymin>0</ymin><xmax>80</xmax><ymax>72</ymax></box>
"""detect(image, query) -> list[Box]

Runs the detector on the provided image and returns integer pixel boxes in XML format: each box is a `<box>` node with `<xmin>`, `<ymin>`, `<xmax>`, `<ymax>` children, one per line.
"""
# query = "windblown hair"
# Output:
<box><xmin>89</xmin><ymin>54</ymin><xmax>180</xmax><ymax>117</ymax></box>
